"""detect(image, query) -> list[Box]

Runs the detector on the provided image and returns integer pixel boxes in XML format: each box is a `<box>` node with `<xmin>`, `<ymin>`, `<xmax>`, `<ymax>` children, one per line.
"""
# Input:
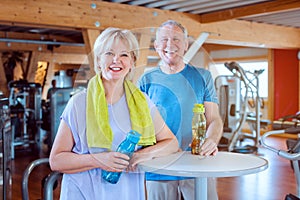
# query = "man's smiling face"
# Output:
<box><xmin>154</xmin><ymin>24</ymin><xmax>188</xmax><ymax>67</ymax></box>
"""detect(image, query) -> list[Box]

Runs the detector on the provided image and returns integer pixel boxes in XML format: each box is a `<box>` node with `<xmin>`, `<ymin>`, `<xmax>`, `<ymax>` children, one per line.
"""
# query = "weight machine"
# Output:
<box><xmin>8</xmin><ymin>80</ymin><xmax>42</xmax><ymax>158</ymax></box>
<box><xmin>23</xmin><ymin>87</ymin><xmax>83</xmax><ymax>199</ymax></box>
<box><xmin>42</xmin><ymin>87</ymin><xmax>75</xmax><ymax>152</ymax></box>
<box><xmin>261</xmin><ymin>126</ymin><xmax>300</xmax><ymax>200</ymax></box>
<box><xmin>0</xmin><ymin>96</ymin><xmax>12</xmax><ymax>200</ymax></box>
<box><xmin>215</xmin><ymin>61</ymin><xmax>270</xmax><ymax>152</ymax></box>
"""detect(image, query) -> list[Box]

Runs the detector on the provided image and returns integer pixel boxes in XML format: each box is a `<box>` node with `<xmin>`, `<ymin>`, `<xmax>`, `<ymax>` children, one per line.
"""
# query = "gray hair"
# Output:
<box><xmin>156</xmin><ymin>20</ymin><xmax>188</xmax><ymax>39</ymax></box>
<box><xmin>93</xmin><ymin>27</ymin><xmax>140</xmax><ymax>74</ymax></box>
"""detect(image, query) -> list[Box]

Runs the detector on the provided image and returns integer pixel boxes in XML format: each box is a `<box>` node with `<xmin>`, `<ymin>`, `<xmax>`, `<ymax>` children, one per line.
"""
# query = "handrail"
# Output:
<box><xmin>22</xmin><ymin>158</ymin><xmax>63</xmax><ymax>200</ymax></box>
<box><xmin>44</xmin><ymin>171</ymin><xmax>62</xmax><ymax>200</ymax></box>
<box><xmin>22</xmin><ymin>158</ymin><xmax>50</xmax><ymax>200</ymax></box>
<box><xmin>261</xmin><ymin>130</ymin><xmax>300</xmax><ymax>161</ymax></box>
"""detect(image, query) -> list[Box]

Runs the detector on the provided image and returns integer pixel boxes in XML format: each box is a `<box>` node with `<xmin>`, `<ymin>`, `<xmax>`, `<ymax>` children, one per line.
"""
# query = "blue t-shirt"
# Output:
<box><xmin>138</xmin><ymin>64</ymin><xmax>218</xmax><ymax>181</ymax></box>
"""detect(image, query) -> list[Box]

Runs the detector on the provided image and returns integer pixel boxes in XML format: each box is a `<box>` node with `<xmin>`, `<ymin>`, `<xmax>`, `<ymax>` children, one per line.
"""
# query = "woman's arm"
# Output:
<box><xmin>129</xmin><ymin>109</ymin><xmax>179</xmax><ymax>168</ymax></box>
<box><xmin>49</xmin><ymin>120</ymin><xmax>130</xmax><ymax>174</ymax></box>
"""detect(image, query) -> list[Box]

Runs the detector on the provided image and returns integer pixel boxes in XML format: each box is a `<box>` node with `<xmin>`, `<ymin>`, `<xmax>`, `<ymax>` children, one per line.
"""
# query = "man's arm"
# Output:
<box><xmin>201</xmin><ymin>101</ymin><xmax>223</xmax><ymax>156</ymax></box>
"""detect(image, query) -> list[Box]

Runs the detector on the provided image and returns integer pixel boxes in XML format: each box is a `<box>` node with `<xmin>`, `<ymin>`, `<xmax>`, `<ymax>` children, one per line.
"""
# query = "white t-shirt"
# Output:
<box><xmin>59</xmin><ymin>90</ymin><xmax>156</xmax><ymax>200</ymax></box>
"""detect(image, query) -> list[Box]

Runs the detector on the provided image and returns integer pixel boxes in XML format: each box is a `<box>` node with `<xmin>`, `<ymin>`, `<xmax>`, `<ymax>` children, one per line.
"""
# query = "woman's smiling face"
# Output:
<box><xmin>99</xmin><ymin>39</ymin><xmax>134</xmax><ymax>81</ymax></box>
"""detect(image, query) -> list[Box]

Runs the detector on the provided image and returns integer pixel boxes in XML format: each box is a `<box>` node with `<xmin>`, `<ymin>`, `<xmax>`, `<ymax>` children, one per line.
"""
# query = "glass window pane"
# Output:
<box><xmin>209</xmin><ymin>61</ymin><xmax>268</xmax><ymax>98</ymax></box>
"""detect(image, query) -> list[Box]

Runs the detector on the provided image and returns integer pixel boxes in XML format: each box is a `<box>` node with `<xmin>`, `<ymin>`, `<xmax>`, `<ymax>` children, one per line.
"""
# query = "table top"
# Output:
<box><xmin>138</xmin><ymin>151</ymin><xmax>268</xmax><ymax>178</ymax></box>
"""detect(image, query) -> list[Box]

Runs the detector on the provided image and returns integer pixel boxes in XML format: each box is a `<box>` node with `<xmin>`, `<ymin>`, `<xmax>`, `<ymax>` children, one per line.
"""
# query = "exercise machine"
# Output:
<box><xmin>215</xmin><ymin>74</ymin><xmax>243</xmax><ymax>151</ymax></box>
<box><xmin>216</xmin><ymin>61</ymin><xmax>270</xmax><ymax>152</ymax></box>
<box><xmin>42</xmin><ymin>87</ymin><xmax>84</xmax><ymax>152</ymax></box>
<box><xmin>22</xmin><ymin>158</ymin><xmax>62</xmax><ymax>200</ymax></box>
<box><xmin>272</xmin><ymin>112</ymin><xmax>300</xmax><ymax>131</ymax></box>
<box><xmin>8</xmin><ymin>80</ymin><xmax>42</xmax><ymax>158</ymax></box>
<box><xmin>0</xmin><ymin>96</ymin><xmax>12</xmax><ymax>200</ymax></box>
<box><xmin>23</xmin><ymin>87</ymin><xmax>83</xmax><ymax>199</ymax></box>
<box><xmin>261</xmin><ymin>126</ymin><xmax>300</xmax><ymax>200</ymax></box>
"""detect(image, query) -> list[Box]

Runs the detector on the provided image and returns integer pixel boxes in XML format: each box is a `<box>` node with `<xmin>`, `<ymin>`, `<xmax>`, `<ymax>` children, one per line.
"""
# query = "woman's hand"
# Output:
<box><xmin>91</xmin><ymin>152</ymin><xmax>130</xmax><ymax>172</ymax></box>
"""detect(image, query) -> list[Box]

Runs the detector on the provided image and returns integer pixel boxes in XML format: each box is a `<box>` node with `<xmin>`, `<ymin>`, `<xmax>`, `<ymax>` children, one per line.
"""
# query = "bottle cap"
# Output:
<box><xmin>127</xmin><ymin>130</ymin><xmax>141</xmax><ymax>144</ymax></box>
<box><xmin>193</xmin><ymin>103</ymin><xmax>205</xmax><ymax>113</ymax></box>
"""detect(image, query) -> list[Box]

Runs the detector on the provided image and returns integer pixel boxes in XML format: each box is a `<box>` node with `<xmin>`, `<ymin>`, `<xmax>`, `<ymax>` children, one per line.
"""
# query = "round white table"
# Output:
<box><xmin>138</xmin><ymin>151</ymin><xmax>268</xmax><ymax>200</ymax></box>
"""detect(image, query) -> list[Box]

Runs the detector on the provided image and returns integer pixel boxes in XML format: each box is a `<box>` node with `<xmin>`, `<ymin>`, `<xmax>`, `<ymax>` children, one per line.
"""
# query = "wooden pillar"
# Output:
<box><xmin>26</xmin><ymin>51</ymin><xmax>40</xmax><ymax>82</ymax></box>
<box><xmin>133</xmin><ymin>32</ymin><xmax>152</xmax><ymax>83</ymax></box>
<box><xmin>0</xmin><ymin>53</ymin><xmax>9</xmax><ymax>96</ymax></box>
<box><xmin>42</xmin><ymin>61</ymin><xmax>55</xmax><ymax>99</ymax></box>
<box><xmin>82</xmin><ymin>29</ymin><xmax>100</xmax><ymax>78</ymax></box>
<box><xmin>267</xmin><ymin>49</ymin><xmax>274</xmax><ymax>122</ymax></box>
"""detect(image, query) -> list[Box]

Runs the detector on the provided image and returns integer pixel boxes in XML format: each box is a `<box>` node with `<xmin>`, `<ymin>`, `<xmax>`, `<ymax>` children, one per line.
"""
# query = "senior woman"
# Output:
<box><xmin>49</xmin><ymin>27</ymin><xmax>179</xmax><ymax>200</ymax></box>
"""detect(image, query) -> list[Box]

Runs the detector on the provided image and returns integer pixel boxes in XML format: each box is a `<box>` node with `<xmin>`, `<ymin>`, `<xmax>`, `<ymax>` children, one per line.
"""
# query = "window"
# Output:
<box><xmin>209</xmin><ymin>61</ymin><xmax>268</xmax><ymax>98</ymax></box>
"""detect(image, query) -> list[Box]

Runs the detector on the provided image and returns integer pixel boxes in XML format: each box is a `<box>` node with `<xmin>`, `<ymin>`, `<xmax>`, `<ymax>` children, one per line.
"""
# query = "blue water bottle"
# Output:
<box><xmin>102</xmin><ymin>130</ymin><xmax>141</xmax><ymax>184</ymax></box>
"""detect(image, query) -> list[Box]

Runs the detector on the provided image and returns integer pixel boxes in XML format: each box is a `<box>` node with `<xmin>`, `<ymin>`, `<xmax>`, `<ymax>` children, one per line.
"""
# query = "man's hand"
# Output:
<box><xmin>200</xmin><ymin>138</ymin><xmax>218</xmax><ymax>156</ymax></box>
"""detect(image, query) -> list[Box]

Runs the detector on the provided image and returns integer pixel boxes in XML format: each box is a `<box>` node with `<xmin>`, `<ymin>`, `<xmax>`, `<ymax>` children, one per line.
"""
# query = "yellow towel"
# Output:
<box><xmin>86</xmin><ymin>74</ymin><xmax>156</xmax><ymax>149</ymax></box>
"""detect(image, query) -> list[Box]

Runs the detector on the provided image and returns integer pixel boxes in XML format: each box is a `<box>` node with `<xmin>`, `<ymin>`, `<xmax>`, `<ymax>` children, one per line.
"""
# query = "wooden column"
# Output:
<box><xmin>42</xmin><ymin>61</ymin><xmax>55</xmax><ymax>99</ymax></box>
<box><xmin>267</xmin><ymin>49</ymin><xmax>275</xmax><ymax>122</ymax></box>
<box><xmin>26</xmin><ymin>51</ymin><xmax>40</xmax><ymax>82</ymax></box>
<box><xmin>82</xmin><ymin>29</ymin><xmax>101</xmax><ymax>78</ymax></box>
<box><xmin>0</xmin><ymin>53</ymin><xmax>9</xmax><ymax>96</ymax></box>
<box><xmin>133</xmin><ymin>32</ymin><xmax>152</xmax><ymax>83</ymax></box>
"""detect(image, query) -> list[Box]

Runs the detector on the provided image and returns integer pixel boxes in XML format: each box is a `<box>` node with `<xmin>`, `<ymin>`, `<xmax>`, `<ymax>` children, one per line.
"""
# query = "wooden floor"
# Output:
<box><xmin>4</xmin><ymin>136</ymin><xmax>299</xmax><ymax>200</ymax></box>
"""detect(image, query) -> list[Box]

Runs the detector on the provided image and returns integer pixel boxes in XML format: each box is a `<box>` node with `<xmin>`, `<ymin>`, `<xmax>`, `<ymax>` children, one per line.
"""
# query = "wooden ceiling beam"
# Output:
<box><xmin>37</xmin><ymin>52</ymin><xmax>88</xmax><ymax>65</ymax></box>
<box><xmin>0</xmin><ymin>42</ymin><xmax>85</xmax><ymax>54</ymax></box>
<box><xmin>0</xmin><ymin>21</ymin><xmax>82</xmax><ymax>32</ymax></box>
<box><xmin>200</xmin><ymin>0</ymin><xmax>300</xmax><ymax>23</ymax></box>
<box><xmin>0</xmin><ymin>0</ymin><xmax>299</xmax><ymax>48</ymax></box>
<box><xmin>199</xmin><ymin>20</ymin><xmax>300</xmax><ymax>49</ymax></box>
<box><xmin>0</xmin><ymin>31</ymin><xmax>81</xmax><ymax>43</ymax></box>
<box><xmin>0</xmin><ymin>0</ymin><xmax>196</xmax><ymax>30</ymax></box>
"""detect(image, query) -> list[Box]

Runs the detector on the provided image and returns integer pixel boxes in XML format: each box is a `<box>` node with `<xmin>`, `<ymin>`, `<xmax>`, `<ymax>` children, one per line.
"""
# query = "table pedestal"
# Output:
<box><xmin>195</xmin><ymin>177</ymin><xmax>207</xmax><ymax>200</ymax></box>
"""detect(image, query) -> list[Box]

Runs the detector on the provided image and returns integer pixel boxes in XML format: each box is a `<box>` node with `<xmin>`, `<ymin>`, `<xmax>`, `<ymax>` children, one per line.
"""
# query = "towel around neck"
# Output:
<box><xmin>86</xmin><ymin>74</ymin><xmax>156</xmax><ymax>149</ymax></box>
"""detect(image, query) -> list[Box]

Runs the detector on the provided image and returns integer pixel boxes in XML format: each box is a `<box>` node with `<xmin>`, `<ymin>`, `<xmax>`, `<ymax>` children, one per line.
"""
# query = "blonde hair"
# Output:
<box><xmin>93</xmin><ymin>27</ymin><xmax>140</xmax><ymax>75</ymax></box>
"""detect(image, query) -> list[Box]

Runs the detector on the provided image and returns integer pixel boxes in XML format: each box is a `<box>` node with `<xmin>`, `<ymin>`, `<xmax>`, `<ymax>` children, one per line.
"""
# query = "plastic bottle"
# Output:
<box><xmin>191</xmin><ymin>104</ymin><xmax>206</xmax><ymax>155</ymax></box>
<box><xmin>102</xmin><ymin>130</ymin><xmax>141</xmax><ymax>184</ymax></box>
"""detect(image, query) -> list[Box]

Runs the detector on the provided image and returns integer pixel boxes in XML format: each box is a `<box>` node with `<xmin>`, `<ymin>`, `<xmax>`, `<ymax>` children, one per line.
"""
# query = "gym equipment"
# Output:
<box><xmin>23</xmin><ymin>87</ymin><xmax>83</xmax><ymax>199</ymax></box>
<box><xmin>261</xmin><ymin>126</ymin><xmax>300</xmax><ymax>200</ymax></box>
<box><xmin>8</xmin><ymin>80</ymin><xmax>42</xmax><ymax>158</ymax></box>
<box><xmin>54</xmin><ymin>70</ymin><xmax>73</xmax><ymax>88</ymax></box>
<box><xmin>22</xmin><ymin>158</ymin><xmax>62</xmax><ymax>200</ymax></box>
<box><xmin>42</xmin><ymin>87</ymin><xmax>81</xmax><ymax>152</ymax></box>
<box><xmin>215</xmin><ymin>75</ymin><xmax>243</xmax><ymax>151</ymax></box>
<box><xmin>49</xmin><ymin>87</ymin><xmax>74</xmax><ymax>148</ymax></box>
<box><xmin>0</xmin><ymin>96</ymin><xmax>12</xmax><ymax>200</ymax></box>
<box><xmin>272</xmin><ymin>112</ymin><xmax>300</xmax><ymax>130</ymax></box>
<box><xmin>216</xmin><ymin>61</ymin><xmax>270</xmax><ymax>152</ymax></box>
